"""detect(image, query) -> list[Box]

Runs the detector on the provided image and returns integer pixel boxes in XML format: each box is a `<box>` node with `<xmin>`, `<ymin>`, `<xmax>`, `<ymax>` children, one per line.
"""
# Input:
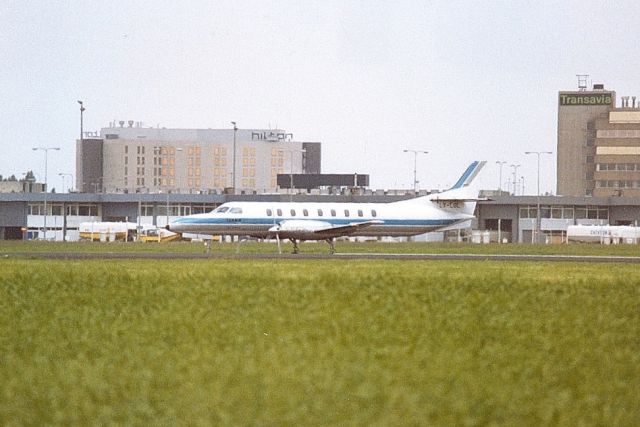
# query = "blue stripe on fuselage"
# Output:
<box><xmin>173</xmin><ymin>217</ymin><xmax>458</xmax><ymax>227</ymax></box>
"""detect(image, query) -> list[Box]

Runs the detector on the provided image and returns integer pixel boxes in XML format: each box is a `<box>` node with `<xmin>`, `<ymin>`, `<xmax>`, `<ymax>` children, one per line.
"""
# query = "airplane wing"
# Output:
<box><xmin>312</xmin><ymin>220</ymin><xmax>384</xmax><ymax>238</ymax></box>
<box><xmin>269</xmin><ymin>219</ymin><xmax>384</xmax><ymax>239</ymax></box>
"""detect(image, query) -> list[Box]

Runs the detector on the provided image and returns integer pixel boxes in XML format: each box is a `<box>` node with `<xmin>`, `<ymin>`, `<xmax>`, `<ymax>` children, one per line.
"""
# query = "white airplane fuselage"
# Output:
<box><xmin>168</xmin><ymin>161</ymin><xmax>486</xmax><ymax>245</ymax></box>
<box><xmin>169</xmin><ymin>199</ymin><xmax>475</xmax><ymax>239</ymax></box>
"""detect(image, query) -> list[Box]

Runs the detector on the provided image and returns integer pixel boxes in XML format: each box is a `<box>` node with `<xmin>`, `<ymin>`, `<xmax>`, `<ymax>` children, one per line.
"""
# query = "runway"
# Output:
<box><xmin>3</xmin><ymin>251</ymin><xmax>640</xmax><ymax>263</ymax></box>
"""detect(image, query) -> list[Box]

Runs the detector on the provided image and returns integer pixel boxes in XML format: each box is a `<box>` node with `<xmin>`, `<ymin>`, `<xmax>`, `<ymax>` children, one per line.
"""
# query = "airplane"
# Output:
<box><xmin>168</xmin><ymin>161</ymin><xmax>486</xmax><ymax>254</ymax></box>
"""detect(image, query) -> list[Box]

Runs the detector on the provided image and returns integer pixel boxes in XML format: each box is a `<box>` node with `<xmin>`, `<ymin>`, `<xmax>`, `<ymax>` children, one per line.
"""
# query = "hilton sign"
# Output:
<box><xmin>559</xmin><ymin>93</ymin><xmax>613</xmax><ymax>106</ymax></box>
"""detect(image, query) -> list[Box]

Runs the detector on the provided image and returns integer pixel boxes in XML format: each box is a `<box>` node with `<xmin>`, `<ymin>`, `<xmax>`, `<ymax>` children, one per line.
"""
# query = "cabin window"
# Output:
<box><xmin>229</xmin><ymin>207</ymin><xmax>243</xmax><ymax>214</ymax></box>
<box><xmin>266</xmin><ymin>209</ymin><xmax>273</xmax><ymax>217</ymax></box>
<box><xmin>290</xmin><ymin>209</ymin><xmax>296</xmax><ymax>216</ymax></box>
<box><xmin>317</xmin><ymin>209</ymin><xmax>323</xmax><ymax>217</ymax></box>
<box><xmin>277</xmin><ymin>209</ymin><xmax>283</xmax><ymax>216</ymax></box>
<box><xmin>216</xmin><ymin>207</ymin><xmax>229</xmax><ymax>213</ymax></box>
<box><xmin>303</xmin><ymin>209</ymin><xmax>309</xmax><ymax>217</ymax></box>
<box><xmin>357</xmin><ymin>209</ymin><xmax>363</xmax><ymax>217</ymax></box>
<box><xmin>371</xmin><ymin>209</ymin><xmax>377</xmax><ymax>217</ymax></box>
<box><xmin>344</xmin><ymin>209</ymin><xmax>350</xmax><ymax>217</ymax></box>
<box><xmin>330</xmin><ymin>209</ymin><xmax>336</xmax><ymax>217</ymax></box>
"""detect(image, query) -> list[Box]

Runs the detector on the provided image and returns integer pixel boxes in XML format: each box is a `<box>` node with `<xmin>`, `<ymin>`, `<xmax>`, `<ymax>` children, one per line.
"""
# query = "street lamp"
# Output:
<box><xmin>78</xmin><ymin>100</ymin><xmax>85</xmax><ymax>137</ymax></box>
<box><xmin>77</xmin><ymin>100</ymin><xmax>85</xmax><ymax>190</ymax></box>
<box><xmin>166</xmin><ymin>147</ymin><xmax>182</xmax><ymax>225</ymax></box>
<box><xmin>403</xmin><ymin>149</ymin><xmax>429</xmax><ymax>192</ymax></box>
<box><xmin>525</xmin><ymin>151</ymin><xmax>553</xmax><ymax>244</ymax></box>
<box><xmin>496</xmin><ymin>161</ymin><xmax>507</xmax><ymax>193</ymax></box>
<box><xmin>510</xmin><ymin>164</ymin><xmax>521</xmax><ymax>195</ymax></box>
<box><xmin>33</xmin><ymin>147</ymin><xmax>60</xmax><ymax>240</ymax></box>
<box><xmin>231</xmin><ymin>121</ymin><xmax>237</xmax><ymax>191</ymax></box>
<box><xmin>58</xmin><ymin>173</ymin><xmax>74</xmax><ymax>193</ymax></box>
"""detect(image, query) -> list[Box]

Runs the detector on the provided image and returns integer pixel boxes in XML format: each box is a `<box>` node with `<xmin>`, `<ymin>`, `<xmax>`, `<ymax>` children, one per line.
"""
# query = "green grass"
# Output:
<box><xmin>1</xmin><ymin>259</ymin><xmax>639</xmax><ymax>425</ymax></box>
<box><xmin>2</xmin><ymin>239</ymin><xmax>640</xmax><ymax>256</ymax></box>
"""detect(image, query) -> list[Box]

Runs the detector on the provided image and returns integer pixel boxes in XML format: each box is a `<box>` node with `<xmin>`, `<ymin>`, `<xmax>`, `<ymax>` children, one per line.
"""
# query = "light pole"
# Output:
<box><xmin>496</xmin><ymin>161</ymin><xmax>507</xmax><ymax>193</ymax></box>
<box><xmin>58</xmin><ymin>173</ymin><xmax>73</xmax><ymax>193</ymax></box>
<box><xmin>166</xmin><ymin>147</ymin><xmax>182</xmax><ymax>225</ymax></box>
<box><xmin>77</xmin><ymin>100</ymin><xmax>85</xmax><ymax>190</ymax></box>
<box><xmin>78</xmin><ymin>100</ymin><xmax>85</xmax><ymax>138</ymax></box>
<box><xmin>403</xmin><ymin>149</ymin><xmax>429</xmax><ymax>192</ymax></box>
<box><xmin>510</xmin><ymin>164</ymin><xmax>521</xmax><ymax>195</ymax></box>
<box><xmin>166</xmin><ymin>191</ymin><xmax>171</xmax><ymax>227</ymax></box>
<box><xmin>33</xmin><ymin>147</ymin><xmax>60</xmax><ymax>240</ymax></box>
<box><xmin>525</xmin><ymin>151</ymin><xmax>553</xmax><ymax>244</ymax></box>
<box><xmin>231</xmin><ymin>121</ymin><xmax>237</xmax><ymax>191</ymax></box>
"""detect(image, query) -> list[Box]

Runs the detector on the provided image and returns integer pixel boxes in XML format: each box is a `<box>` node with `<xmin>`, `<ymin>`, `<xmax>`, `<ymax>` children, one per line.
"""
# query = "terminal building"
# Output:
<box><xmin>2</xmin><ymin>191</ymin><xmax>640</xmax><ymax>243</ymax></box>
<box><xmin>557</xmin><ymin>82</ymin><xmax>640</xmax><ymax>197</ymax></box>
<box><xmin>77</xmin><ymin>122</ymin><xmax>322</xmax><ymax>194</ymax></box>
<box><xmin>3</xmin><ymin>81</ymin><xmax>640</xmax><ymax>242</ymax></box>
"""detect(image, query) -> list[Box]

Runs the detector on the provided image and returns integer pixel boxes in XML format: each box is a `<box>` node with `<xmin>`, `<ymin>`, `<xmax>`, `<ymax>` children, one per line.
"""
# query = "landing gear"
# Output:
<box><xmin>276</xmin><ymin>237</ymin><xmax>336</xmax><ymax>255</ymax></box>
<box><xmin>290</xmin><ymin>238</ymin><xmax>300</xmax><ymax>254</ymax></box>
<box><xmin>275</xmin><ymin>233</ymin><xmax>282</xmax><ymax>254</ymax></box>
<box><xmin>326</xmin><ymin>238</ymin><xmax>336</xmax><ymax>255</ymax></box>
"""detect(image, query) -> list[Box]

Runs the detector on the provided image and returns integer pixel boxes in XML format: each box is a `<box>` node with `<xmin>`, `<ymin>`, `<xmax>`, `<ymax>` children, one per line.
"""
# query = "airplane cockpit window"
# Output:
<box><xmin>215</xmin><ymin>207</ymin><xmax>229</xmax><ymax>213</ymax></box>
<box><xmin>229</xmin><ymin>207</ymin><xmax>243</xmax><ymax>214</ymax></box>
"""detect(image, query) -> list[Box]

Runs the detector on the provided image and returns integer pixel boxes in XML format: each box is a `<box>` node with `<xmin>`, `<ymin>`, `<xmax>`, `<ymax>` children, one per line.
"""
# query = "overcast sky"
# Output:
<box><xmin>2</xmin><ymin>1</ymin><xmax>640</xmax><ymax>193</ymax></box>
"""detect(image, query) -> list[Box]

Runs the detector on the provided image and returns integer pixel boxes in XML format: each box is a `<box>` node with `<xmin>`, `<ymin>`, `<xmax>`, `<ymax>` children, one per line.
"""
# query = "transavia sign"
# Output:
<box><xmin>559</xmin><ymin>93</ymin><xmax>614</xmax><ymax>106</ymax></box>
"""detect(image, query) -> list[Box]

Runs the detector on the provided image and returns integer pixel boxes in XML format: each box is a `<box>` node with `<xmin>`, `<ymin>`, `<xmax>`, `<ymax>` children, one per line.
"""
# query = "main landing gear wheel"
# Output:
<box><xmin>290</xmin><ymin>239</ymin><xmax>300</xmax><ymax>254</ymax></box>
<box><xmin>326</xmin><ymin>238</ymin><xmax>336</xmax><ymax>255</ymax></box>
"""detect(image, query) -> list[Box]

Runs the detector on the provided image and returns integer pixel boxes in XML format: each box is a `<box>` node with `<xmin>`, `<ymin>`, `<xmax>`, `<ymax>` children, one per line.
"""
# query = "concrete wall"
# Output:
<box><xmin>76</xmin><ymin>138</ymin><xmax>104</xmax><ymax>193</ymax></box>
<box><xmin>0</xmin><ymin>201</ymin><xmax>26</xmax><ymax>226</ymax></box>
<box><xmin>302</xmin><ymin>142</ymin><xmax>322</xmax><ymax>174</ymax></box>
<box><xmin>476</xmin><ymin>203</ymin><xmax>519</xmax><ymax>241</ymax></box>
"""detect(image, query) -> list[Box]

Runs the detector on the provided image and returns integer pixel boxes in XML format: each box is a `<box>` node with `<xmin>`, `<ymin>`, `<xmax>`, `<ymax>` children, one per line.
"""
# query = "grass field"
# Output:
<box><xmin>1</xmin><ymin>258</ymin><xmax>639</xmax><ymax>425</ymax></box>
<box><xmin>2</xmin><ymin>239</ymin><xmax>640</xmax><ymax>256</ymax></box>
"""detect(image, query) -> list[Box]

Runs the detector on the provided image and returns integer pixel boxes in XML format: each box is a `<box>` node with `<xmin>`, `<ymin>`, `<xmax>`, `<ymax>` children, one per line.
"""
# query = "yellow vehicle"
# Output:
<box><xmin>138</xmin><ymin>227</ymin><xmax>181</xmax><ymax>243</ymax></box>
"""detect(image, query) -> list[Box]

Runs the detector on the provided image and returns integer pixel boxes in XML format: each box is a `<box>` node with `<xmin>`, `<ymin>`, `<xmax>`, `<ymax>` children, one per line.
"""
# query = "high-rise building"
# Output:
<box><xmin>593</xmin><ymin>104</ymin><xmax>640</xmax><ymax>197</ymax></box>
<box><xmin>557</xmin><ymin>84</ymin><xmax>615</xmax><ymax>196</ymax></box>
<box><xmin>557</xmin><ymin>83</ymin><xmax>640</xmax><ymax>198</ymax></box>
<box><xmin>76</xmin><ymin>123</ymin><xmax>321</xmax><ymax>193</ymax></box>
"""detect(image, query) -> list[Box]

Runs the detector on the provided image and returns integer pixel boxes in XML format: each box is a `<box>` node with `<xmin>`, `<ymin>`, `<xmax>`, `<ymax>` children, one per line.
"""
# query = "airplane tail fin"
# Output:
<box><xmin>398</xmin><ymin>161</ymin><xmax>486</xmax><ymax>215</ymax></box>
<box><xmin>449</xmin><ymin>160</ymin><xmax>486</xmax><ymax>190</ymax></box>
